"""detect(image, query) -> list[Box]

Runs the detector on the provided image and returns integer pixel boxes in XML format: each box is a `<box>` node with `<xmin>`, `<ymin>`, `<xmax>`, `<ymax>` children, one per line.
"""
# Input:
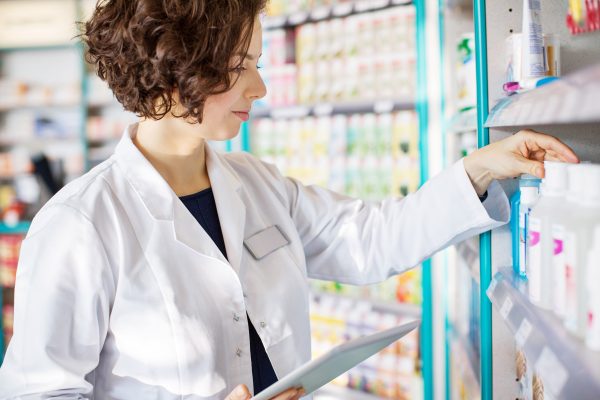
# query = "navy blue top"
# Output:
<box><xmin>179</xmin><ymin>188</ymin><xmax>278</xmax><ymax>395</ymax></box>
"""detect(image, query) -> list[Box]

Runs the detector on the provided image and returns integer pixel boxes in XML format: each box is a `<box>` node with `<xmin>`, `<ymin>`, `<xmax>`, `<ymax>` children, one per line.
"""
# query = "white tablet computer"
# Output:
<box><xmin>251</xmin><ymin>319</ymin><xmax>420</xmax><ymax>400</ymax></box>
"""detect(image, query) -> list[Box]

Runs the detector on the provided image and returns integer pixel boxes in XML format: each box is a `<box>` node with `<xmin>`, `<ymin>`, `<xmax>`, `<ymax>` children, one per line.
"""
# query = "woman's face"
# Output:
<box><xmin>198</xmin><ymin>18</ymin><xmax>267</xmax><ymax>141</ymax></box>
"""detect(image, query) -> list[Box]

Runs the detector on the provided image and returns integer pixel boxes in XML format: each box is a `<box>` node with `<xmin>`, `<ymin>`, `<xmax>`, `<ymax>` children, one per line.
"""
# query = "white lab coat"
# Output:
<box><xmin>0</xmin><ymin>123</ymin><xmax>509</xmax><ymax>399</ymax></box>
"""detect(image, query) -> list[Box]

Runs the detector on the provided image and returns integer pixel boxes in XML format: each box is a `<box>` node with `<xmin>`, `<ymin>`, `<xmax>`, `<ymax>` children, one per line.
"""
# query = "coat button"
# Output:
<box><xmin>233</xmin><ymin>313</ymin><xmax>240</xmax><ymax>322</ymax></box>
<box><xmin>260</xmin><ymin>322</ymin><xmax>266</xmax><ymax>328</ymax></box>
<box><xmin>236</xmin><ymin>348</ymin><xmax>242</xmax><ymax>357</ymax></box>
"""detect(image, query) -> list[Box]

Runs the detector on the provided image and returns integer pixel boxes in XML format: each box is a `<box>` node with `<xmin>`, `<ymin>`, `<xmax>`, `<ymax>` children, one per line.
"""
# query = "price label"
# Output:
<box><xmin>515</xmin><ymin>318</ymin><xmax>532</xmax><ymax>347</ymax></box>
<box><xmin>314</xmin><ymin>103</ymin><xmax>333</xmax><ymax>116</ymax></box>
<box><xmin>374</xmin><ymin>101</ymin><xmax>394</xmax><ymax>114</ymax></box>
<box><xmin>500</xmin><ymin>297</ymin><xmax>513</xmax><ymax>319</ymax></box>
<box><xmin>288</xmin><ymin>12</ymin><xmax>308</xmax><ymax>25</ymax></box>
<box><xmin>310</xmin><ymin>7</ymin><xmax>329</xmax><ymax>21</ymax></box>
<box><xmin>332</xmin><ymin>3</ymin><xmax>353</xmax><ymax>16</ymax></box>
<box><xmin>535</xmin><ymin>347</ymin><xmax>568</xmax><ymax>396</ymax></box>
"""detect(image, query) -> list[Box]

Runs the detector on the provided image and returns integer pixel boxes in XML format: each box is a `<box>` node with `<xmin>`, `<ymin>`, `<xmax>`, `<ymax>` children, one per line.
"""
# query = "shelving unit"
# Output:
<box><xmin>254</xmin><ymin>1</ymin><xmax>432</xmax><ymax>398</ymax></box>
<box><xmin>473</xmin><ymin>1</ymin><xmax>600</xmax><ymax>399</ymax></box>
<box><xmin>253</xmin><ymin>100</ymin><xmax>416</xmax><ymax>119</ymax></box>
<box><xmin>488</xmin><ymin>267</ymin><xmax>600</xmax><ymax>398</ymax></box>
<box><xmin>263</xmin><ymin>0</ymin><xmax>413</xmax><ymax>30</ymax></box>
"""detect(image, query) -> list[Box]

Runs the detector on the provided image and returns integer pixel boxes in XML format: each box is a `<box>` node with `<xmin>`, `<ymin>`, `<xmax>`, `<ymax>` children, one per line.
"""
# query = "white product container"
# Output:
<box><xmin>550</xmin><ymin>163</ymin><xmax>586</xmax><ymax>318</ymax></box>
<box><xmin>519</xmin><ymin>175</ymin><xmax>541</xmax><ymax>277</ymax></box>
<box><xmin>528</xmin><ymin>161</ymin><xmax>568</xmax><ymax>309</ymax></box>
<box><xmin>564</xmin><ymin>164</ymin><xmax>600</xmax><ymax>338</ymax></box>
<box><xmin>586</xmin><ymin>225</ymin><xmax>600</xmax><ymax>350</ymax></box>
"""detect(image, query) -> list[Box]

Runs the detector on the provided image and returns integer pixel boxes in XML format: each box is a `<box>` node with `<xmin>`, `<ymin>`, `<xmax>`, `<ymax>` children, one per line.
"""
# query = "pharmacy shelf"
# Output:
<box><xmin>485</xmin><ymin>63</ymin><xmax>600</xmax><ymax>128</ymax></box>
<box><xmin>253</xmin><ymin>100</ymin><xmax>416</xmax><ymax>119</ymax></box>
<box><xmin>263</xmin><ymin>0</ymin><xmax>413</xmax><ymax>30</ymax></box>
<box><xmin>311</xmin><ymin>290</ymin><xmax>422</xmax><ymax>318</ymax></box>
<box><xmin>448</xmin><ymin>323</ymin><xmax>480</xmax><ymax>386</ymax></box>
<box><xmin>0</xmin><ymin>221</ymin><xmax>30</xmax><ymax>235</ymax></box>
<box><xmin>314</xmin><ymin>383</ymin><xmax>383</xmax><ymax>400</ymax></box>
<box><xmin>487</xmin><ymin>267</ymin><xmax>600</xmax><ymax>399</ymax></box>
<box><xmin>0</xmin><ymin>43</ymin><xmax>80</xmax><ymax>53</ymax></box>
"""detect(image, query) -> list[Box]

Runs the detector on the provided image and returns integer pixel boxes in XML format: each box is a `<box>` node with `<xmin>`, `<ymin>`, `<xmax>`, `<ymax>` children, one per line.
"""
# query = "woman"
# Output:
<box><xmin>0</xmin><ymin>1</ymin><xmax>578</xmax><ymax>399</ymax></box>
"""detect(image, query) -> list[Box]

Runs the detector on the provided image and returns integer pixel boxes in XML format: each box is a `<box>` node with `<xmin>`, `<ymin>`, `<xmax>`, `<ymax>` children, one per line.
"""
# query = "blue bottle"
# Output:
<box><xmin>510</xmin><ymin>189</ymin><xmax>521</xmax><ymax>275</ymax></box>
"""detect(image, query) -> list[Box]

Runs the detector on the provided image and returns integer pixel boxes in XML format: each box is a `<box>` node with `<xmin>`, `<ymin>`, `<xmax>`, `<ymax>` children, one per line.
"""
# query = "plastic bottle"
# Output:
<box><xmin>564</xmin><ymin>164</ymin><xmax>600</xmax><ymax>338</ymax></box>
<box><xmin>550</xmin><ymin>163</ymin><xmax>586</xmax><ymax>318</ymax></box>
<box><xmin>527</xmin><ymin>161</ymin><xmax>568</xmax><ymax>309</ymax></box>
<box><xmin>519</xmin><ymin>175</ymin><xmax>541</xmax><ymax>278</ymax></box>
<box><xmin>586</xmin><ymin>225</ymin><xmax>600</xmax><ymax>350</ymax></box>
<box><xmin>511</xmin><ymin>189</ymin><xmax>521</xmax><ymax>275</ymax></box>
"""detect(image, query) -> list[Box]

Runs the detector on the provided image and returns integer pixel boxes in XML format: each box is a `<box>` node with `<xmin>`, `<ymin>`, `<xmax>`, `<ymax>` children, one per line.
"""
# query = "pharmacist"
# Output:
<box><xmin>0</xmin><ymin>1</ymin><xmax>579</xmax><ymax>400</ymax></box>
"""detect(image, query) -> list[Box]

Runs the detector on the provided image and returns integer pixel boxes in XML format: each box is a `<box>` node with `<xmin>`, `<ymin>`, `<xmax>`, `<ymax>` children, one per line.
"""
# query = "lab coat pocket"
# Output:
<box><xmin>244</xmin><ymin>225</ymin><xmax>290</xmax><ymax>260</ymax></box>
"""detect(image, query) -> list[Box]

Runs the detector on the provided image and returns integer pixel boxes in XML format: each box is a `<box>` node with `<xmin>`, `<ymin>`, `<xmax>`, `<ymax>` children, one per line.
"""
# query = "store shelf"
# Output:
<box><xmin>0</xmin><ymin>101</ymin><xmax>81</xmax><ymax>112</ymax></box>
<box><xmin>448</xmin><ymin>322</ymin><xmax>480</xmax><ymax>386</ymax></box>
<box><xmin>311</xmin><ymin>290</ymin><xmax>422</xmax><ymax>318</ymax></box>
<box><xmin>263</xmin><ymin>0</ymin><xmax>413</xmax><ymax>30</ymax></box>
<box><xmin>485</xmin><ymin>63</ymin><xmax>600</xmax><ymax>128</ymax></box>
<box><xmin>0</xmin><ymin>221</ymin><xmax>30</xmax><ymax>235</ymax></box>
<box><xmin>253</xmin><ymin>100</ymin><xmax>416</xmax><ymax>119</ymax></box>
<box><xmin>0</xmin><ymin>43</ymin><xmax>80</xmax><ymax>53</ymax></box>
<box><xmin>314</xmin><ymin>383</ymin><xmax>383</xmax><ymax>400</ymax></box>
<box><xmin>487</xmin><ymin>267</ymin><xmax>600</xmax><ymax>399</ymax></box>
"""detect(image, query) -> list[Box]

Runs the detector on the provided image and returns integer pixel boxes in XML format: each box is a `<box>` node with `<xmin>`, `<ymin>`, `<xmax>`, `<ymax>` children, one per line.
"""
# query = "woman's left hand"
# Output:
<box><xmin>463</xmin><ymin>129</ymin><xmax>580</xmax><ymax>196</ymax></box>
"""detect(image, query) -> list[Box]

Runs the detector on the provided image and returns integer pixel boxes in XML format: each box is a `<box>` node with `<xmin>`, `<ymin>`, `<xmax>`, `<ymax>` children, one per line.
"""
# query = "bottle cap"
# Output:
<box><xmin>567</xmin><ymin>164</ymin><xmax>586</xmax><ymax>202</ymax></box>
<box><xmin>520</xmin><ymin>186</ymin><xmax>540</xmax><ymax>205</ymax></box>
<box><xmin>581</xmin><ymin>164</ymin><xmax>600</xmax><ymax>206</ymax></box>
<box><xmin>540</xmin><ymin>161</ymin><xmax>568</xmax><ymax>196</ymax></box>
<box><xmin>519</xmin><ymin>174</ymin><xmax>541</xmax><ymax>188</ymax></box>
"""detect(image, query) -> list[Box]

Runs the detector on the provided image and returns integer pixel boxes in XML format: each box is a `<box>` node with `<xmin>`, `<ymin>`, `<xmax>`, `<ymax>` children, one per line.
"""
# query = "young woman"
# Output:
<box><xmin>0</xmin><ymin>1</ymin><xmax>578</xmax><ymax>399</ymax></box>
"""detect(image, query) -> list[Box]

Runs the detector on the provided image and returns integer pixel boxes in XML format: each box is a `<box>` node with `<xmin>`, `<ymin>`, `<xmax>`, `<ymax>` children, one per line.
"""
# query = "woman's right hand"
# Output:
<box><xmin>225</xmin><ymin>384</ymin><xmax>305</xmax><ymax>400</ymax></box>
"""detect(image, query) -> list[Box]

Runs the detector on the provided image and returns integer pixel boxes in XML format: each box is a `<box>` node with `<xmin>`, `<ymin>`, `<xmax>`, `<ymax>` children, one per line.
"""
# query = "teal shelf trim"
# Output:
<box><xmin>473</xmin><ymin>1</ymin><xmax>492</xmax><ymax>399</ymax></box>
<box><xmin>415</xmin><ymin>0</ymin><xmax>432</xmax><ymax>399</ymax></box>
<box><xmin>436</xmin><ymin>0</ymin><xmax>450</xmax><ymax>397</ymax></box>
<box><xmin>0</xmin><ymin>221</ymin><xmax>31</xmax><ymax>235</ymax></box>
<box><xmin>241</xmin><ymin>122</ymin><xmax>250</xmax><ymax>152</ymax></box>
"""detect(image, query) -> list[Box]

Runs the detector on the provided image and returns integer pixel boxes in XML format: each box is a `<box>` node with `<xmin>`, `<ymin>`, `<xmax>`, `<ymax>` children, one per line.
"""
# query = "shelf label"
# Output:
<box><xmin>535</xmin><ymin>347</ymin><xmax>568</xmax><ymax>396</ymax></box>
<box><xmin>310</xmin><ymin>7</ymin><xmax>329</xmax><ymax>21</ymax></box>
<box><xmin>332</xmin><ymin>3</ymin><xmax>353</xmax><ymax>16</ymax></box>
<box><xmin>314</xmin><ymin>103</ymin><xmax>333</xmax><ymax>116</ymax></box>
<box><xmin>500</xmin><ymin>297</ymin><xmax>513</xmax><ymax>320</ymax></box>
<box><xmin>374</xmin><ymin>101</ymin><xmax>394</xmax><ymax>114</ymax></box>
<box><xmin>288</xmin><ymin>12</ymin><xmax>308</xmax><ymax>25</ymax></box>
<box><xmin>515</xmin><ymin>318</ymin><xmax>532</xmax><ymax>347</ymax></box>
<box><xmin>263</xmin><ymin>15</ymin><xmax>286</xmax><ymax>29</ymax></box>
<box><xmin>488</xmin><ymin>278</ymin><xmax>498</xmax><ymax>295</ymax></box>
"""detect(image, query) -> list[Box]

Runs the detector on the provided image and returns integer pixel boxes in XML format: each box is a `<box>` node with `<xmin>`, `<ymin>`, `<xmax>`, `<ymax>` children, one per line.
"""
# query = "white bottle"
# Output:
<box><xmin>564</xmin><ymin>164</ymin><xmax>600</xmax><ymax>338</ymax></box>
<box><xmin>551</xmin><ymin>164</ymin><xmax>586</xmax><ymax>318</ymax></box>
<box><xmin>519</xmin><ymin>175</ymin><xmax>541</xmax><ymax>278</ymax></box>
<box><xmin>528</xmin><ymin>161</ymin><xmax>568</xmax><ymax>309</ymax></box>
<box><xmin>586</xmin><ymin>225</ymin><xmax>600</xmax><ymax>350</ymax></box>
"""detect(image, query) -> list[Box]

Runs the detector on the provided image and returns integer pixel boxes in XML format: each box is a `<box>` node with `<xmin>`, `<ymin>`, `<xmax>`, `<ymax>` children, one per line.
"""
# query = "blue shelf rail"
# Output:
<box><xmin>473</xmin><ymin>1</ymin><xmax>493</xmax><ymax>399</ymax></box>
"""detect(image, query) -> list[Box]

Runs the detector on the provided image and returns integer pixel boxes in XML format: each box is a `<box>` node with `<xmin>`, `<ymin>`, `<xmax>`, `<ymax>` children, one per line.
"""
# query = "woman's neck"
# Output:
<box><xmin>134</xmin><ymin>118</ymin><xmax>211</xmax><ymax>196</ymax></box>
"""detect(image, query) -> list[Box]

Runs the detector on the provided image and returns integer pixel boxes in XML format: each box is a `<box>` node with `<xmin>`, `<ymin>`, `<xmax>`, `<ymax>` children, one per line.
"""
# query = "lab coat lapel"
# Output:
<box><xmin>205</xmin><ymin>144</ymin><xmax>247</xmax><ymax>276</ymax></box>
<box><xmin>114</xmin><ymin>124</ymin><xmax>230</xmax><ymax>265</ymax></box>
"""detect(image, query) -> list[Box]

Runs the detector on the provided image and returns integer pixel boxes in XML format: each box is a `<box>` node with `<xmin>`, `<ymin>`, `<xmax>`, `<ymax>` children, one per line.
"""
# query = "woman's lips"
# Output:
<box><xmin>232</xmin><ymin>111</ymin><xmax>250</xmax><ymax>121</ymax></box>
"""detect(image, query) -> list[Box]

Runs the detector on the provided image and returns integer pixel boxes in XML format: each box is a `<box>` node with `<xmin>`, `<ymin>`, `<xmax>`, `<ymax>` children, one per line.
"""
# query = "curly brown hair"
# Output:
<box><xmin>81</xmin><ymin>0</ymin><xmax>267</xmax><ymax>122</ymax></box>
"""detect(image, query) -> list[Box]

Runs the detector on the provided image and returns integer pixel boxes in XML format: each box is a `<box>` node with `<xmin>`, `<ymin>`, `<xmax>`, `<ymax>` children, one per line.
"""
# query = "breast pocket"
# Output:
<box><xmin>244</xmin><ymin>225</ymin><xmax>291</xmax><ymax>260</ymax></box>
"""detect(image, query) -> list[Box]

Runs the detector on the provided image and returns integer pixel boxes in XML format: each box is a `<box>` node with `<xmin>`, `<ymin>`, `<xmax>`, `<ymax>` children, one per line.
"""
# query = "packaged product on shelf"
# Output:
<box><xmin>511</xmin><ymin>189</ymin><xmax>522</xmax><ymax>273</ymax></box>
<box><xmin>564</xmin><ymin>164</ymin><xmax>600</xmax><ymax>338</ymax></box>
<box><xmin>456</xmin><ymin>33</ymin><xmax>477</xmax><ymax>111</ymax></box>
<box><xmin>527</xmin><ymin>161</ymin><xmax>568</xmax><ymax>309</ymax></box>
<box><xmin>586</xmin><ymin>225</ymin><xmax>600</xmax><ymax>350</ymax></box>
<box><xmin>518</xmin><ymin>174</ymin><xmax>541</xmax><ymax>277</ymax></box>
<box><xmin>0</xmin><ymin>235</ymin><xmax>23</xmax><ymax>287</ymax></box>
<box><xmin>521</xmin><ymin>0</ymin><xmax>545</xmax><ymax>80</ymax></box>
<box><xmin>543</xmin><ymin>33</ymin><xmax>560</xmax><ymax>77</ymax></box>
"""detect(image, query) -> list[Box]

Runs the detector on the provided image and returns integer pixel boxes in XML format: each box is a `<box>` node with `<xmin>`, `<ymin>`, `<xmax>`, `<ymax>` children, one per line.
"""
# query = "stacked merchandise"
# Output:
<box><xmin>0</xmin><ymin>233</ymin><xmax>24</xmax><ymax>352</ymax></box>
<box><xmin>310</xmin><ymin>294</ymin><xmax>421</xmax><ymax>399</ymax></box>
<box><xmin>513</xmin><ymin>162</ymin><xmax>600</xmax><ymax>351</ymax></box>
<box><xmin>255</xmin><ymin>3</ymin><xmax>422</xmax><ymax>398</ymax></box>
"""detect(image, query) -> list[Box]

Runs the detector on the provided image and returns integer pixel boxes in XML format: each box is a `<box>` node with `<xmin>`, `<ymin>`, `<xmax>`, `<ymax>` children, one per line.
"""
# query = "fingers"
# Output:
<box><xmin>226</xmin><ymin>385</ymin><xmax>251</xmax><ymax>400</ymax></box>
<box><xmin>271</xmin><ymin>387</ymin><xmax>305</xmax><ymax>400</ymax></box>
<box><xmin>518</xmin><ymin>129</ymin><xmax>579</xmax><ymax>163</ymax></box>
<box><xmin>516</xmin><ymin>155</ymin><xmax>545</xmax><ymax>178</ymax></box>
